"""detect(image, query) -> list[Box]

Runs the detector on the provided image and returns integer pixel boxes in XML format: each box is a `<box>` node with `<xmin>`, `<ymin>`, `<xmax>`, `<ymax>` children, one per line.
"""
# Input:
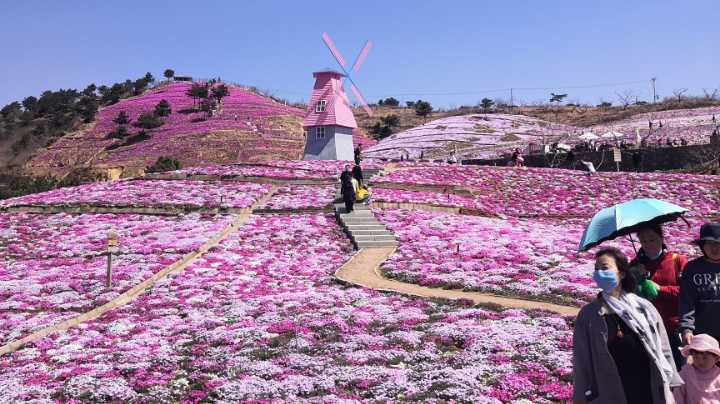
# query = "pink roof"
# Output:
<box><xmin>302</xmin><ymin>70</ymin><xmax>358</xmax><ymax>129</ymax></box>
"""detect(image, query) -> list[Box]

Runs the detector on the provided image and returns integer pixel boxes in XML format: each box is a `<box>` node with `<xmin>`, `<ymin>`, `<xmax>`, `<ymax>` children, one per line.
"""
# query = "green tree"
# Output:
<box><xmin>154</xmin><ymin>99</ymin><xmax>172</xmax><ymax>121</ymax></box>
<box><xmin>19</xmin><ymin>110</ymin><xmax>34</xmax><ymax>125</ymax></box>
<box><xmin>199</xmin><ymin>98</ymin><xmax>216</xmax><ymax>118</ymax></box>
<box><xmin>1</xmin><ymin>102</ymin><xmax>22</xmax><ymax>122</ymax></box>
<box><xmin>480</xmin><ymin>98</ymin><xmax>495</xmax><ymax>115</ymax></box>
<box><xmin>133</xmin><ymin>112</ymin><xmax>162</xmax><ymax>129</ymax></box>
<box><xmin>380</xmin><ymin>114</ymin><xmax>400</xmax><ymax>127</ymax></box>
<box><xmin>211</xmin><ymin>84</ymin><xmax>230</xmax><ymax>104</ymax></box>
<box><xmin>383</xmin><ymin>97</ymin><xmax>400</xmax><ymax>107</ymax></box>
<box><xmin>109</xmin><ymin>125</ymin><xmax>128</xmax><ymax>139</ymax></box>
<box><xmin>146</xmin><ymin>156</ymin><xmax>182</xmax><ymax>173</ymax></box>
<box><xmin>132</xmin><ymin>78</ymin><xmax>149</xmax><ymax>95</ymax></box>
<box><xmin>144</xmin><ymin>72</ymin><xmax>154</xmax><ymax>84</ymax></box>
<box><xmin>22</xmin><ymin>96</ymin><xmax>39</xmax><ymax>114</ymax></box>
<box><xmin>186</xmin><ymin>83</ymin><xmax>209</xmax><ymax>106</ymax></box>
<box><xmin>370</xmin><ymin>122</ymin><xmax>392</xmax><ymax>139</ymax></box>
<box><xmin>82</xmin><ymin>84</ymin><xmax>97</xmax><ymax>97</ymax></box>
<box><xmin>113</xmin><ymin>111</ymin><xmax>130</xmax><ymax>126</ymax></box>
<box><xmin>77</xmin><ymin>96</ymin><xmax>98</xmax><ymax>123</ymax></box>
<box><xmin>414</xmin><ymin>100</ymin><xmax>433</xmax><ymax>123</ymax></box>
<box><xmin>101</xmin><ymin>83</ymin><xmax>125</xmax><ymax>105</ymax></box>
<box><xmin>163</xmin><ymin>69</ymin><xmax>175</xmax><ymax>83</ymax></box>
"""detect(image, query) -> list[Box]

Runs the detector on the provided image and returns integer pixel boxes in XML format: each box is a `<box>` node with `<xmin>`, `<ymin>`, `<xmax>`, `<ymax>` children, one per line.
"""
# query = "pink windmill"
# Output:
<box><xmin>302</xmin><ymin>33</ymin><xmax>372</xmax><ymax>161</ymax></box>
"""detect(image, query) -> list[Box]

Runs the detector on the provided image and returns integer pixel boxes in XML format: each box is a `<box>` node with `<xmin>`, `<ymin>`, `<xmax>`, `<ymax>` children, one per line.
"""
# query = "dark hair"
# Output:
<box><xmin>637</xmin><ymin>224</ymin><xmax>669</xmax><ymax>253</ymax></box>
<box><xmin>637</xmin><ymin>223</ymin><xmax>663</xmax><ymax>239</ymax></box>
<box><xmin>595</xmin><ymin>247</ymin><xmax>636</xmax><ymax>293</ymax></box>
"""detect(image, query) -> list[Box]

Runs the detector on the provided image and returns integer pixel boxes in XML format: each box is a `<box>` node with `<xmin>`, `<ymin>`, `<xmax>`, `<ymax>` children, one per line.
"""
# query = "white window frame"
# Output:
<box><xmin>315</xmin><ymin>100</ymin><xmax>326</xmax><ymax>112</ymax></box>
<box><xmin>316</xmin><ymin>127</ymin><xmax>325</xmax><ymax>139</ymax></box>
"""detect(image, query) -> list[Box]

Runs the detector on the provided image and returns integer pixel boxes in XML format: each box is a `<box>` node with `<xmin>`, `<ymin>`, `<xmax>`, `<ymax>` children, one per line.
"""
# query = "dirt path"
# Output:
<box><xmin>0</xmin><ymin>186</ymin><xmax>279</xmax><ymax>356</ymax></box>
<box><xmin>335</xmin><ymin>248</ymin><xmax>580</xmax><ymax>315</ymax></box>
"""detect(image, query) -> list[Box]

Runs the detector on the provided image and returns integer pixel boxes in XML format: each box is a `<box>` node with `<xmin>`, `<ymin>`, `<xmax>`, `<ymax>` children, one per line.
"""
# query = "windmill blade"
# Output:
<box><xmin>350</xmin><ymin>84</ymin><xmax>373</xmax><ymax>117</ymax></box>
<box><xmin>322</xmin><ymin>33</ymin><xmax>345</xmax><ymax>68</ymax></box>
<box><xmin>351</xmin><ymin>41</ymin><xmax>372</xmax><ymax>73</ymax></box>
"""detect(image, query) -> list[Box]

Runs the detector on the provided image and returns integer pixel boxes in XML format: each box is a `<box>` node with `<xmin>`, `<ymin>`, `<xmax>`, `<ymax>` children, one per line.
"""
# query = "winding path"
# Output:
<box><xmin>335</xmin><ymin>248</ymin><xmax>579</xmax><ymax>315</ymax></box>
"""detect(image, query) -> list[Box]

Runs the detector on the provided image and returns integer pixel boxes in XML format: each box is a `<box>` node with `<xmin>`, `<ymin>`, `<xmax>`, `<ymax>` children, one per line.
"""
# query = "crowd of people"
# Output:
<box><xmin>573</xmin><ymin>223</ymin><xmax>720</xmax><ymax>403</ymax></box>
<box><xmin>339</xmin><ymin>144</ymin><xmax>372</xmax><ymax>214</ymax></box>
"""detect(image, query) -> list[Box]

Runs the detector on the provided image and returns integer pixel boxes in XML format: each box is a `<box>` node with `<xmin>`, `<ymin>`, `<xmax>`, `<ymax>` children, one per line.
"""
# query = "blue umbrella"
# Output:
<box><xmin>578</xmin><ymin>199</ymin><xmax>689</xmax><ymax>252</ymax></box>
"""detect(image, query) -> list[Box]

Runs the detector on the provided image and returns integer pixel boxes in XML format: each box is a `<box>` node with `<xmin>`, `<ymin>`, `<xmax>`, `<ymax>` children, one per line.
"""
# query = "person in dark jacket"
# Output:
<box><xmin>679</xmin><ymin>223</ymin><xmax>720</xmax><ymax>349</ymax></box>
<box><xmin>630</xmin><ymin>224</ymin><xmax>688</xmax><ymax>371</ymax></box>
<box><xmin>566</xmin><ymin>150</ymin><xmax>576</xmax><ymax>169</ymax></box>
<box><xmin>573</xmin><ymin>247</ymin><xmax>681</xmax><ymax>404</ymax></box>
<box><xmin>351</xmin><ymin>164</ymin><xmax>364</xmax><ymax>187</ymax></box>
<box><xmin>632</xmin><ymin>151</ymin><xmax>643</xmax><ymax>172</ymax></box>
<box><xmin>340</xmin><ymin>165</ymin><xmax>356</xmax><ymax>214</ymax></box>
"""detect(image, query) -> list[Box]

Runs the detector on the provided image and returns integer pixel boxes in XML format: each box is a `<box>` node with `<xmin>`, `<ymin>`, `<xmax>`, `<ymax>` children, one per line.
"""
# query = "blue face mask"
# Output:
<box><xmin>593</xmin><ymin>270</ymin><xmax>619</xmax><ymax>293</ymax></box>
<box><xmin>646</xmin><ymin>251</ymin><xmax>663</xmax><ymax>260</ymax></box>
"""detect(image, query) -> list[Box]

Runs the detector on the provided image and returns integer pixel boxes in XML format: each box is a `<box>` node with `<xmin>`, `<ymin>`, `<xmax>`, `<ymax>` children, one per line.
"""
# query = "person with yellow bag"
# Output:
<box><xmin>355</xmin><ymin>183</ymin><xmax>370</xmax><ymax>206</ymax></box>
<box><xmin>630</xmin><ymin>224</ymin><xmax>688</xmax><ymax>372</ymax></box>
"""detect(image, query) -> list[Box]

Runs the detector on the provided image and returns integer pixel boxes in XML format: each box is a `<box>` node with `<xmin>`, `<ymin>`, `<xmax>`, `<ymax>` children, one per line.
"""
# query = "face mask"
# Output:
<box><xmin>646</xmin><ymin>251</ymin><xmax>663</xmax><ymax>260</ymax></box>
<box><xmin>593</xmin><ymin>270</ymin><xmax>619</xmax><ymax>293</ymax></box>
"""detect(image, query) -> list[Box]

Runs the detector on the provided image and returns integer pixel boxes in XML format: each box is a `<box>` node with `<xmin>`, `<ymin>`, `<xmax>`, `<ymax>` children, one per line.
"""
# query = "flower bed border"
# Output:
<box><xmin>143</xmin><ymin>174</ymin><xmax>337</xmax><ymax>186</ymax></box>
<box><xmin>0</xmin><ymin>205</ymin><xmax>252</xmax><ymax>215</ymax></box>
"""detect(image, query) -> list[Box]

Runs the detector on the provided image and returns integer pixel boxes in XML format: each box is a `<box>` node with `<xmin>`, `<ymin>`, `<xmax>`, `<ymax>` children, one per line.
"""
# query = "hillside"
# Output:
<box><xmin>12</xmin><ymin>82</ymin><xmax>375</xmax><ymax>180</ymax></box>
<box><xmin>20</xmin><ymin>83</ymin><xmax>310</xmax><ymax>178</ymax></box>
<box><xmin>362</xmin><ymin>105</ymin><xmax>720</xmax><ymax>161</ymax></box>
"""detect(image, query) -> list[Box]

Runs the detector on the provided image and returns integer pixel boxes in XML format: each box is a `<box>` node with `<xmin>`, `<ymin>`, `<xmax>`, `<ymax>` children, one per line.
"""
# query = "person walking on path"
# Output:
<box><xmin>679</xmin><ymin>223</ymin><xmax>720</xmax><ymax>349</ymax></box>
<box><xmin>567</xmin><ymin>149</ymin><xmax>576</xmax><ymax>169</ymax></box>
<box><xmin>630</xmin><ymin>224</ymin><xmax>689</xmax><ymax>371</ymax></box>
<box><xmin>633</xmin><ymin>151</ymin><xmax>643</xmax><ymax>172</ymax></box>
<box><xmin>573</xmin><ymin>247</ymin><xmax>682</xmax><ymax>404</ymax></box>
<box><xmin>673</xmin><ymin>334</ymin><xmax>720</xmax><ymax>404</ymax></box>
<box><xmin>578</xmin><ymin>159</ymin><xmax>596</xmax><ymax>176</ymax></box>
<box><xmin>340</xmin><ymin>165</ymin><xmax>356</xmax><ymax>214</ymax></box>
<box><xmin>351</xmin><ymin>163</ymin><xmax>364</xmax><ymax>187</ymax></box>
<box><xmin>354</xmin><ymin>144</ymin><xmax>364</xmax><ymax>165</ymax></box>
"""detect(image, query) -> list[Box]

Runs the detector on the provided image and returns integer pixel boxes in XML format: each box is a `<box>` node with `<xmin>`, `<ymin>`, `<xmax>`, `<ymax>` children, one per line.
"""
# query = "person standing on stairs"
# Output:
<box><xmin>352</xmin><ymin>163</ymin><xmax>364</xmax><ymax>187</ymax></box>
<box><xmin>340</xmin><ymin>165</ymin><xmax>356</xmax><ymax>214</ymax></box>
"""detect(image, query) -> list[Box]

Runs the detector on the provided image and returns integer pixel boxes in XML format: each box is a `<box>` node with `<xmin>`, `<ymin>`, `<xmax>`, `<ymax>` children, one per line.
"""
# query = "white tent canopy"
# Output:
<box><xmin>601</xmin><ymin>131</ymin><xmax>625</xmax><ymax>138</ymax></box>
<box><xmin>578</xmin><ymin>133</ymin><xmax>599</xmax><ymax>140</ymax></box>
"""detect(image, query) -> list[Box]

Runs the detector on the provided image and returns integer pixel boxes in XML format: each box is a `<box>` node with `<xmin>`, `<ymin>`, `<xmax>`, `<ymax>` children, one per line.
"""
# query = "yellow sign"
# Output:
<box><xmin>107</xmin><ymin>240</ymin><xmax>118</xmax><ymax>246</ymax></box>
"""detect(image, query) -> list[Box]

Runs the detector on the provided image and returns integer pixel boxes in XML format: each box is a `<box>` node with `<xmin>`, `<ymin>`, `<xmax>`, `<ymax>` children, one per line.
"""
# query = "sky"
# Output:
<box><xmin>1</xmin><ymin>1</ymin><xmax>719</xmax><ymax>110</ymax></box>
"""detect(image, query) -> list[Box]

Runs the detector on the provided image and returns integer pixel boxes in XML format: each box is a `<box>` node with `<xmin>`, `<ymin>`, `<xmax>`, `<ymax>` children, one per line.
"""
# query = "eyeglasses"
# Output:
<box><xmin>690</xmin><ymin>349</ymin><xmax>716</xmax><ymax>358</ymax></box>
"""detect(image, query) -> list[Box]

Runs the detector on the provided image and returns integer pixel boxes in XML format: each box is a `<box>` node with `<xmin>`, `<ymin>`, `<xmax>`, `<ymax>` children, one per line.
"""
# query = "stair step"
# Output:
<box><xmin>345</xmin><ymin>225</ymin><xmax>387</xmax><ymax>231</ymax></box>
<box><xmin>352</xmin><ymin>234</ymin><xmax>397</xmax><ymax>242</ymax></box>
<box><xmin>348</xmin><ymin>229</ymin><xmax>393</xmax><ymax>236</ymax></box>
<box><xmin>356</xmin><ymin>240</ymin><xmax>399</xmax><ymax>248</ymax></box>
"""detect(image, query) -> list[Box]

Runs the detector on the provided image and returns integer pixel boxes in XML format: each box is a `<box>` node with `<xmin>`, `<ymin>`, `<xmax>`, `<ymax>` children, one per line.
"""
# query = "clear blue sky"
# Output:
<box><xmin>1</xmin><ymin>1</ymin><xmax>718</xmax><ymax>109</ymax></box>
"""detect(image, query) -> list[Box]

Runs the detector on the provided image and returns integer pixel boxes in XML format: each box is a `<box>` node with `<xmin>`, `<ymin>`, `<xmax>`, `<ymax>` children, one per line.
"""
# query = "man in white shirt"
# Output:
<box><xmin>578</xmin><ymin>159</ymin><xmax>596</xmax><ymax>176</ymax></box>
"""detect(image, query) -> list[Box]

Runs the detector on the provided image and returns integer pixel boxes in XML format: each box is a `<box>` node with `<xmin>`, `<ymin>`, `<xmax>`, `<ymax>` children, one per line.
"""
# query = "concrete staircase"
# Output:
<box><xmin>334</xmin><ymin>167</ymin><xmax>398</xmax><ymax>249</ymax></box>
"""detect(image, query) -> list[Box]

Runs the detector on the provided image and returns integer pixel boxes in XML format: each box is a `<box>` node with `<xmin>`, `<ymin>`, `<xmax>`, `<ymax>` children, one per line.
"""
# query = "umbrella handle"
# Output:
<box><xmin>680</xmin><ymin>215</ymin><xmax>691</xmax><ymax>228</ymax></box>
<box><xmin>628</xmin><ymin>234</ymin><xmax>638</xmax><ymax>256</ymax></box>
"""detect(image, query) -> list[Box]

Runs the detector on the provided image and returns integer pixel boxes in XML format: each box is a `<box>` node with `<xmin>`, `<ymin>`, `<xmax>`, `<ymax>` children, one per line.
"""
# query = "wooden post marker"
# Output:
<box><xmin>107</xmin><ymin>232</ymin><xmax>118</xmax><ymax>288</ymax></box>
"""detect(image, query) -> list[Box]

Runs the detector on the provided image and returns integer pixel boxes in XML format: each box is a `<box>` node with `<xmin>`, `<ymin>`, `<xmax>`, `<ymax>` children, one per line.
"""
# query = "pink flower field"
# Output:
<box><xmin>365</xmin><ymin>107</ymin><xmax>720</xmax><ymax>161</ymax></box>
<box><xmin>0</xmin><ymin>214</ymin><xmax>574</xmax><ymax>403</ymax></box>
<box><xmin>0</xmin><ymin>180</ymin><xmax>271</xmax><ymax>209</ymax></box>
<box><xmin>3</xmin><ymin>160</ymin><xmax>720</xmax><ymax>402</ymax></box>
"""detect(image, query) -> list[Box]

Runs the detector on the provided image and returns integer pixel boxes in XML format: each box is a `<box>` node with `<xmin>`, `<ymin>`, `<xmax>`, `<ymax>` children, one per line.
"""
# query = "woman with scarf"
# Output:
<box><xmin>573</xmin><ymin>247</ymin><xmax>682</xmax><ymax>404</ymax></box>
<box><xmin>629</xmin><ymin>224</ymin><xmax>688</xmax><ymax>371</ymax></box>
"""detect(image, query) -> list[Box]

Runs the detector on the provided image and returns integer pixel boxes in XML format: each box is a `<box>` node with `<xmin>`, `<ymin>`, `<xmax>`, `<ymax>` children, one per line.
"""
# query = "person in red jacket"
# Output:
<box><xmin>630</xmin><ymin>223</ymin><xmax>688</xmax><ymax>372</ymax></box>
